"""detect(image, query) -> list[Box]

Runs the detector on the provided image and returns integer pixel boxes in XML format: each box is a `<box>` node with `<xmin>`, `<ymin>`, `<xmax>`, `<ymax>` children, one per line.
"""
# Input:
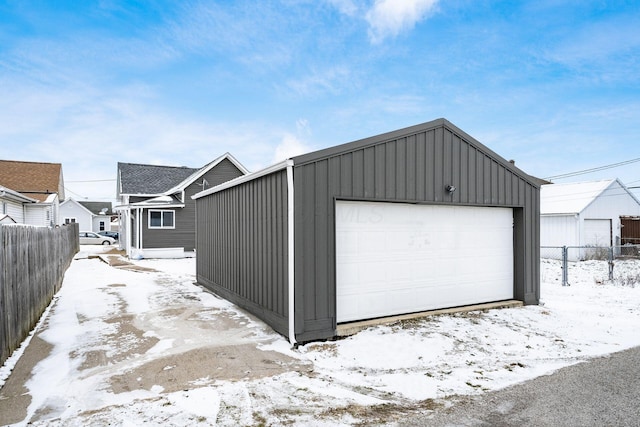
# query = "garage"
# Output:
<box><xmin>194</xmin><ymin>118</ymin><xmax>540</xmax><ymax>344</ymax></box>
<box><xmin>336</xmin><ymin>201</ymin><xmax>514</xmax><ymax>322</ymax></box>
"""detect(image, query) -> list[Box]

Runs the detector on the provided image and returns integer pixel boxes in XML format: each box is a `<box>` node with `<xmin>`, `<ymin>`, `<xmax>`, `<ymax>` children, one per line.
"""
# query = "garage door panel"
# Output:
<box><xmin>583</xmin><ymin>219</ymin><xmax>611</xmax><ymax>246</ymax></box>
<box><xmin>336</xmin><ymin>201</ymin><xmax>514</xmax><ymax>323</ymax></box>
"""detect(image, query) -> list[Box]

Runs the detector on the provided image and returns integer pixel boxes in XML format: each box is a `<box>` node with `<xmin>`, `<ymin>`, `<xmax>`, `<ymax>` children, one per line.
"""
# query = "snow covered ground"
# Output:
<box><xmin>1</xmin><ymin>247</ymin><xmax>640</xmax><ymax>426</ymax></box>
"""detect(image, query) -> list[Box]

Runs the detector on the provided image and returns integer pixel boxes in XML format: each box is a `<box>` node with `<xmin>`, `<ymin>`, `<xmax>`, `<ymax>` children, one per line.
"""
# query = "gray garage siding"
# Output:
<box><xmin>292</xmin><ymin>119</ymin><xmax>539</xmax><ymax>341</ymax></box>
<box><xmin>194</xmin><ymin>118</ymin><xmax>540</xmax><ymax>343</ymax></box>
<box><xmin>195</xmin><ymin>169</ymin><xmax>290</xmax><ymax>336</ymax></box>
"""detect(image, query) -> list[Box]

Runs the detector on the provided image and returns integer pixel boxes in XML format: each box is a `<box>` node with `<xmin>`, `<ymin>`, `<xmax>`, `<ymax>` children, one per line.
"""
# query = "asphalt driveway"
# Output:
<box><xmin>405</xmin><ymin>345</ymin><xmax>640</xmax><ymax>426</ymax></box>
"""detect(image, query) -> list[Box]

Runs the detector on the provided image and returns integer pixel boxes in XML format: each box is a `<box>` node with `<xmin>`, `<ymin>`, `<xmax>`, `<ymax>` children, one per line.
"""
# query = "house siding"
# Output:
<box><xmin>92</xmin><ymin>216</ymin><xmax>111</xmax><ymax>232</ymax></box>
<box><xmin>541</xmin><ymin>215</ymin><xmax>579</xmax><ymax>248</ymax></box>
<box><xmin>59</xmin><ymin>202</ymin><xmax>93</xmax><ymax>231</ymax></box>
<box><xmin>292</xmin><ymin>122</ymin><xmax>540</xmax><ymax>341</ymax></box>
<box><xmin>141</xmin><ymin>158</ymin><xmax>245</xmax><ymax>251</ymax></box>
<box><xmin>196</xmin><ymin>170</ymin><xmax>289</xmax><ymax>336</ymax></box>
<box><xmin>24</xmin><ymin>205</ymin><xmax>50</xmax><ymax>227</ymax></box>
<box><xmin>3</xmin><ymin>199</ymin><xmax>25</xmax><ymax>223</ymax></box>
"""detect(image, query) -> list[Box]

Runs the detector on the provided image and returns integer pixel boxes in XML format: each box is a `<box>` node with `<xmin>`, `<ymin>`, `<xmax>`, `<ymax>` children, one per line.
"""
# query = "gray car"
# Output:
<box><xmin>79</xmin><ymin>231</ymin><xmax>116</xmax><ymax>245</ymax></box>
<box><xmin>98</xmin><ymin>231</ymin><xmax>119</xmax><ymax>240</ymax></box>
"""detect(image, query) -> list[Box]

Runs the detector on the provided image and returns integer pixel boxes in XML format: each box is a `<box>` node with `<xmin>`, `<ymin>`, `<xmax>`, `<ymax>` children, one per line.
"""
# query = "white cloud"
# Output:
<box><xmin>0</xmin><ymin>77</ymin><xmax>282</xmax><ymax>202</ymax></box>
<box><xmin>365</xmin><ymin>0</ymin><xmax>439</xmax><ymax>44</ymax></box>
<box><xmin>296</xmin><ymin>118</ymin><xmax>311</xmax><ymax>136</ymax></box>
<box><xmin>286</xmin><ymin>65</ymin><xmax>355</xmax><ymax>97</ymax></box>
<box><xmin>326</xmin><ymin>0</ymin><xmax>360</xmax><ymax>16</ymax></box>
<box><xmin>272</xmin><ymin>133</ymin><xmax>312</xmax><ymax>163</ymax></box>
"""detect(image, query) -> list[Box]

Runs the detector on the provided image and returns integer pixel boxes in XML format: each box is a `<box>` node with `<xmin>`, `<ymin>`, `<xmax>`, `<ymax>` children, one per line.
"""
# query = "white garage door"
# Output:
<box><xmin>336</xmin><ymin>201</ymin><xmax>514</xmax><ymax>323</ymax></box>
<box><xmin>583</xmin><ymin>219</ymin><xmax>611</xmax><ymax>246</ymax></box>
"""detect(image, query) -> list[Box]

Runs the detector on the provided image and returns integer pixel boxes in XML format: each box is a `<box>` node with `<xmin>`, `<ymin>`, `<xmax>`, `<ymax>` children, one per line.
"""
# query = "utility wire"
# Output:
<box><xmin>66</xmin><ymin>179</ymin><xmax>116</xmax><ymax>183</ymax></box>
<box><xmin>544</xmin><ymin>157</ymin><xmax>640</xmax><ymax>180</ymax></box>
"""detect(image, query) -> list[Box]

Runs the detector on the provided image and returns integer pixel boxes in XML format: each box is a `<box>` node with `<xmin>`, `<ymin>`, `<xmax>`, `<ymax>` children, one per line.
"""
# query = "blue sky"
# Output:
<box><xmin>1</xmin><ymin>0</ymin><xmax>639</xmax><ymax>202</ymax></box>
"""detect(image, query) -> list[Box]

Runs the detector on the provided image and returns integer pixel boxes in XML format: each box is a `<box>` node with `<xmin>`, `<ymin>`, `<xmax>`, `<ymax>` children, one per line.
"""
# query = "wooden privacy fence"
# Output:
<box><xmin>0</xmin><ymin>223</ymin><xmax>79</xmax><ymax>366</ymax></box>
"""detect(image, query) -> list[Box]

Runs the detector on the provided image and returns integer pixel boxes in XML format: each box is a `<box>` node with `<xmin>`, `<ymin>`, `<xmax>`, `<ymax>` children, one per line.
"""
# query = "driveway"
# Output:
<box><xmin>0</xmin><ymin>250</ymin><xmax>312</xmax><ymax>425</ymax></box>
<box><xmin>1</xmin><ymin>250</ymin><xmax>640</xmax><ymax>426</ymax></box>
<box><xmin>403</xmin><ymin>345</ymin><xmax>640</xmax><ymax>426</ymax></box>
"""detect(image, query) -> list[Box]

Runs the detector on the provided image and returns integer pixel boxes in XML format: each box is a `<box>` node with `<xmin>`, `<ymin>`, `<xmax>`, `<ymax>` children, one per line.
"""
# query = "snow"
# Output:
<box><xmin>1</xmin><ymin>247</ymin><xmax>640</xmax><ymax>426</ymax></box>
<box><xmin>540</xmin><ymin>179</ymin><xmax>614</xmax><ymax>214</ymax></box>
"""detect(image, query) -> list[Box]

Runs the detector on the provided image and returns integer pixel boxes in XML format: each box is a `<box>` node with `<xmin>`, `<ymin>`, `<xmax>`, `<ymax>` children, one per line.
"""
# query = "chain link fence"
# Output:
<box><xmin>541</xmin><ymin>245</ymin><xmax>640</xmax><ymax>286</ymax></box>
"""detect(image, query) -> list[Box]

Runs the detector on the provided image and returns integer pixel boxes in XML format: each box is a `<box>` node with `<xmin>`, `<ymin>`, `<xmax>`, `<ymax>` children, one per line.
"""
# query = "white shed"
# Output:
<box><xmin>541</xmin><ymin>179</ymin><xmax>640</xmax><ymax>259</ymax></box>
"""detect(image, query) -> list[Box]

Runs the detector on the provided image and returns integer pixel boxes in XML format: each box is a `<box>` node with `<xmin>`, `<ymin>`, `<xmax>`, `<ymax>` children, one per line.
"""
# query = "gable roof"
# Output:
<box><xmin>0</xmin><ymin>160</ymin><xmax>65</xmax><ymax>202</ymax></box>
<box><xmin>118</xmin><ymin>163</ymin><xmax>199</xmax><ymax>195</ymax></box>
<box><xmin>164</xmin><ymin>153</ymin><xmax>249</xmax><ymax>195</ymax></box>
<box><xmin>0</xmin><ymin>214</ymin><xmax>17</xmax><ymax>224</ymax></box>
<box><xmin>78</xmin><ymin>201</ymin><xmax>113</xmax><ymax>216</ymax></box>
<box><xmin>541</xmin><ymin>179</ymin><xmax>639</xmax><ymax>214</ymax></box>
<box><xmin>194</xmin><ymin>118</ymin><xmax>540</xmax><ymax>200</ymax></box>
<box><xmin>293</xmin><ymin>118</ymin><xmax>541</xmax><ymax>187</ymax></box>
<box><xmin>0</xmin><ymin>185</ymin><xmax>38</xmax><ymax>203</ymax></box>
<box><xmin>118</xmin><ymin>153</ymin><xmax>249</xmax><ymax>196</ymax></box>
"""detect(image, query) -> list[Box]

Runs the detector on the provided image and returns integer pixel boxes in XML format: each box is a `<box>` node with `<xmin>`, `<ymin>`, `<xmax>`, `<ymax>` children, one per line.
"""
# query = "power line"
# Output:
<box><xmin>66</xmin><ymin>179</ymin><xmax>116</xmax><ymax>183</ymax></box>
<box><xmin>63</xmin><ymin>186</ymin><xmax>87</xmax><ymax>199</ymax></box>
<box><xmin>544</xmin><ymin>157</ymin><xmax>640</xmax><ymax>180</ymax></box>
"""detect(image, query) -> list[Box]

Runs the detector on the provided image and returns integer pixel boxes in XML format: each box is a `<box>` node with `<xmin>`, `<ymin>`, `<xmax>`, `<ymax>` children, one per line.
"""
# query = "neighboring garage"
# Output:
<box><xmin>540</xmin><ymin>179</ymin><xmax>640</xmax><ymax>260</ymax></box>
<box><xmin>193</xmin><ymin>118</ymin><xmax>540</xmax><ymax>344</ymax></box>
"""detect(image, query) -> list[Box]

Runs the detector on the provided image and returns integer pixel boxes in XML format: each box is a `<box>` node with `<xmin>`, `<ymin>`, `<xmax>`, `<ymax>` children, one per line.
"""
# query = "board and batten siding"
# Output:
<box><xmin>195</xmin><ymin>169</ymin><xmax>290</xmax><ymax>336</ymax></box>
<box><xmin>195</xmin><ymin>118</ymin><xmax>540</xmax><ymax>343</ymax></box>
<box><xmin>291</xmin><ymin>120</ymin><xmax>540</xmax><ymax>341</ymax></box>
<box><xmin>142</xmin><ymin>158</ymin><xmax>245</xmax><ymax>251</ymax></box>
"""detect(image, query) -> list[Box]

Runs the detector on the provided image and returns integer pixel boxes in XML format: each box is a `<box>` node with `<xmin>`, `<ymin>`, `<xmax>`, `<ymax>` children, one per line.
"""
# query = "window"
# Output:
<box><xmin>65</xmin><ymin>217</ymin><xmax>76</xmax><ymax>224</ymax></box>
<box><xmin>99</xmin><ymin>221</ymin><xmax>105</xmax><ymax>231</ymax></box>
<box><xmin>148</xmin><ymin>210</ymin><xmax>175</xmax><ymax>229</ymax></box>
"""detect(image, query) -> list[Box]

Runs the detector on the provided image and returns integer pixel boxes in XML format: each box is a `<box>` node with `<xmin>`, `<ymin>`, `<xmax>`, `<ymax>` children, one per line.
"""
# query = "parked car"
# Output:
<box><xmin>98</xmin><ymin>231</ymin><xmax>119</xmax><ymax>240</ymax></box>
<box><xmin>79</xmin><ymin>231</ymin><xmax>116</xmax><ymax>245</ymax></box>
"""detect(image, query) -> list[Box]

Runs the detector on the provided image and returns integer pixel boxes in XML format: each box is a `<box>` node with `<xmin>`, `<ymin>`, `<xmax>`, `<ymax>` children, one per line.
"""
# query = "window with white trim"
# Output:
<box><xmin>148</xmin><ymin>210</ymin><xmax>175</xmax><ymax>229</ymax></box>
<box><xmin>65</xmin><ymin>217</ymin><xmax>76</xmax><ymax>224</ymax></box>
<box><xmin>99</xmin><ymin>221</ymin><xmax>105</xmax><ymax>231</ymax></box>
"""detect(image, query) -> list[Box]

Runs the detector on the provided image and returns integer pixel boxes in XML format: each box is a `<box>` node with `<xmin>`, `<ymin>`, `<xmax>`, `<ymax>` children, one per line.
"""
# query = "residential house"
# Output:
<box><xmin>541</xmin><ymin>179</ymin><xmax>640</xmax><ymax>260</ymax></box>
<box><xmin>0</xmin><ymin>185</ymin><xmax>38</xmax><ymax>224</ymax></box>
<box><xmin>0</xmin><ymin>160</ymin><xmax>65</xmax><ymax>227</ymax></box>
<box><xmin>59</xmin><ymin>198</ymin><xmax>113</xmax><ymax>233</ymax></box>
<box><xmin>116</xmin><ymin>153</ymin><xmax>248</xmax><ymax>258</ymax></box>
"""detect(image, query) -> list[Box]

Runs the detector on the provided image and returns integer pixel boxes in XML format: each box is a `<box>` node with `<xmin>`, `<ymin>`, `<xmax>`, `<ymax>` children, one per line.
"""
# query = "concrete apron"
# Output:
<box><xmin>336</xmin><ymin>300</ymin><xmax>524</xmax><ymax>337</ymax></box>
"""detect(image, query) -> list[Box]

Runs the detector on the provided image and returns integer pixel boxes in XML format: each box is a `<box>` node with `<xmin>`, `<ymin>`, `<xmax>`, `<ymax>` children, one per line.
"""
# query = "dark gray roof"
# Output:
<box><xmin>78</xmin><ymin>201</ymin><xmax>113</xmax><ymax>215</ymax></box>
<box><xmin>118</xmin><ymin>162</ymin><xmax>199</xmax><ymax>195</ymax></box>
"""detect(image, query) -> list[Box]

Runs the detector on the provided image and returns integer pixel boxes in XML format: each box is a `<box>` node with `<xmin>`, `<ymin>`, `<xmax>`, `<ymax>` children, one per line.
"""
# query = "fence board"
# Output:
<box><xmin>0</xmin><ymin>223</ymin><xmax>78</xmax><ymax>365</ymax></box>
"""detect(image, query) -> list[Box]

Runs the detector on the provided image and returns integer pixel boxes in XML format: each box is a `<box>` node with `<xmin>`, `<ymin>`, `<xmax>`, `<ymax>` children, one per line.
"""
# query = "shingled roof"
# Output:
<box><xmin>117</xmin><ymin>163</ymin><xmax>199</xmax><ymax>195</ymax></box>
<box><xmin>78</xmin><ymin>201</ymin><xmax>113</xmax><ymax>215</ymax></box>
<box><xmin>0</xmin><ymin>160</ymin><xmax>64</xmax><ymax>202</ymax></box>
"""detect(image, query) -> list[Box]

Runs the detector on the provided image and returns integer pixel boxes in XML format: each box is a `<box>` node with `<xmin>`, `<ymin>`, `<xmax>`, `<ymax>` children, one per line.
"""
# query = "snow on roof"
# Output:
<box><xmin>541</xmin><ymin>179</ymin><xmax>615</xmax><ymax>214</ymax></box>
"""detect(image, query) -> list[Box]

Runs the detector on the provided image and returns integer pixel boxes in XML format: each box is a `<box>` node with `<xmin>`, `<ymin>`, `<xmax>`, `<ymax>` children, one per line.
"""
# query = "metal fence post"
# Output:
<box><xmin>608</xmin><ymin>246</ymin><xmax>614</xmax><ymax>281</ymax></box>
<box><xmin>562</xmin><ymin>246</ymin><xmax>569</xmax><ymax>286</ymax></box>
